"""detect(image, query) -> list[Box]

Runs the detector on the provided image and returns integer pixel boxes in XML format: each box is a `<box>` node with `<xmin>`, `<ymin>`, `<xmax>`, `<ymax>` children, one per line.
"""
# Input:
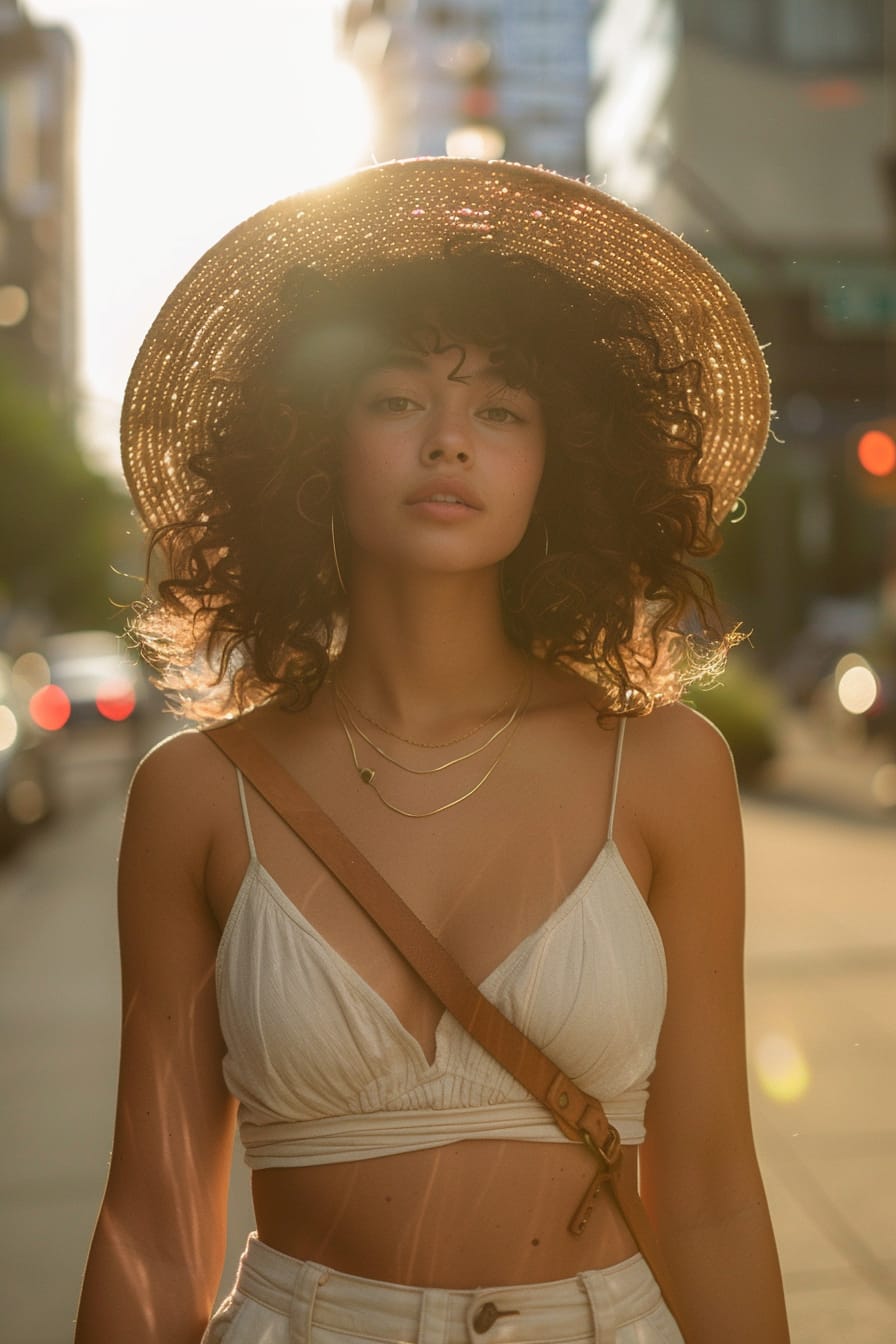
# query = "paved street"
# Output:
<box><xmin>0</xmin><ymin>724</ymin><xmax>893</xmax><ymax>1342</ymax></box>
<box><xmin>743</xmin><ymin>800</ymin><xmax>895</xmax><ymax>1341</ymax></box>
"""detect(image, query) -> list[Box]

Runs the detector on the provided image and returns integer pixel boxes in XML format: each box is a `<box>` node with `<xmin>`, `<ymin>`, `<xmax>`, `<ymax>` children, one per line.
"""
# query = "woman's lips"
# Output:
<box><xmin>407</xmin><ymin>497</ymin><xmax>478</xmax><ymax>519</ymax></box>
<box><xmin>405</xmin><ymin>480</ymin><xmax>483</xmax><ymax>509</ymax></box>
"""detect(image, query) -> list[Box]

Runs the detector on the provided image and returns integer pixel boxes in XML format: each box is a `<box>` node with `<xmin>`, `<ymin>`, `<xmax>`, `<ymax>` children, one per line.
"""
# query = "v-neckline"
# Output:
<box><xmin>232</xmin><ymin>838</ymin><xmax>623</xmax><ymax>1071</ymax></box>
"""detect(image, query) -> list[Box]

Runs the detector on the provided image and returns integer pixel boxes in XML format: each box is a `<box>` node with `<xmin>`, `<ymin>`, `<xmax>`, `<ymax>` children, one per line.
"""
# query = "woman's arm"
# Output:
<box><xmin>637</xmin><ymin>706</ymin><xmax>790</xmax><ymax>1344</ymax></box>
<box><xmin>75</xmin><ymin>734</ymin><xmax>237</xmax><ymax>1344</ymax></box>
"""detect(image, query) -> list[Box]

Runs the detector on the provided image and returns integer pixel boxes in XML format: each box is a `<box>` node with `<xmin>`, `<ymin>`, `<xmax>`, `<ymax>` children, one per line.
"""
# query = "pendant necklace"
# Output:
<box><xmin>332</xmin><ymin>673</ymin><xmax>521</xmax><ymax>749</ymax></box>
<box><xmin>332</xmin><ymin>672</ymin><xmax>532</xmax><ymax>818</ymax></box>
<box><xmin>330</xmin><ymin>677</ymin><xmax>526</xmax><ymax>776</ymax></box>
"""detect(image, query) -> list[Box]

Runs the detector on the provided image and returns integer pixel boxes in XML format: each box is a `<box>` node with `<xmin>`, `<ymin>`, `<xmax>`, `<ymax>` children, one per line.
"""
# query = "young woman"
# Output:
<box><xmin>76</xmin><ymin>159</ymin><xmax>789</xmax><ymax>1343</ymax></box>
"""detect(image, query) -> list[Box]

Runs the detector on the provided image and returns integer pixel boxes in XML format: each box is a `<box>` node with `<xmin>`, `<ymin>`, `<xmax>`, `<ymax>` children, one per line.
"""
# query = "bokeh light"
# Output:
<box><xmin>30</xmin><ymin>684</ymin><xmax>71</xmax><ymax>731</ymax></box>
<box><xmin>857</xmin><ymin>429</ymin><xmax>896</xmax><ymax>477</ymax></box>
<box><xmin>0</xmin><ymin>284</ymin><xmax>29</xmax><ymax>327</ymax></box>
<box><xmin>95</xmin><ymin>680</ymin><xmax>137</xmax><ymax>722</ymax></box>
<box><xmin>445</xmin><ymin>124</ymin><xmax>506</xmax><ymax>159</ymax></box>
<box><xmin>834</xmin><ymin>654</ymin><xmax>880</xmax><ymax>715</ymax></box>
<box><xmin>0</xmin><ymin>705</ymin><xmax>18</xmax><ymax>751</ymax></box>
<box><xmin>871</xmin><ymin>763</ymin><xmax>896</xmax><ymax>808</ymax></box>
<box><xmin>12</xmin><ymin>652</ymin><xmax>50</xmax><ymax>690</ymax></box>
<box><xmin>754</xmin><ymin>1033</ymin><xmax>811</xmax><ymax>1104</ymax></box>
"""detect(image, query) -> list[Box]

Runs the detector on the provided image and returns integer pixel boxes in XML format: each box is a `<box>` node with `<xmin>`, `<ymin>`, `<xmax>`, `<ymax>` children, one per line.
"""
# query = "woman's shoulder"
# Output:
<box><xmin>536</xmin><ymin>663</ymin><xmax>733</xmax><ymax>767</ymax></box>
<box><xmin>129</xmin><ymin>724</ymin><xmax>234</xmax><ymax>794</ymax></box>
<box><xmin>125</xmin><ymin>725</ymin><xmax>242</xmax><ymax>850</ymax></box>
<box><xmin>625</xmin><ymin>700</ymin><xmax>741</xmax><ymax>859</ymax></box>
<box><xmin>630</xmin><ymin>699</ymin><xmax>734</xmax><ymax>771</ymax></box>
<box><xmin>119</xmin><ymin>725</ymin><xmax>258</xmax><ymax>915</ymax></box>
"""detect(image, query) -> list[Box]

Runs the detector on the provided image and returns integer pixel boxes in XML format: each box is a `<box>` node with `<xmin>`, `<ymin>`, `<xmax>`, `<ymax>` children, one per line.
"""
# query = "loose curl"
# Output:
<box><xmin>131</xmin><ymin>252</ymin><xmax>736</xmax><ymax>721</ymax></box>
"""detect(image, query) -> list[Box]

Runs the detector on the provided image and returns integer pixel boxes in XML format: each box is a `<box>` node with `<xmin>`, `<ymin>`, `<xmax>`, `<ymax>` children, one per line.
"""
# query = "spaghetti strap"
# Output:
<box><xmin>235</xmin><ymin>770</ymin><xmax>257</xmax><ymax>861</ymax></box>
<box><xmin>606</xmin><ymin>718</ymin><xmax>626</xmax><ymax>841</ymax></box>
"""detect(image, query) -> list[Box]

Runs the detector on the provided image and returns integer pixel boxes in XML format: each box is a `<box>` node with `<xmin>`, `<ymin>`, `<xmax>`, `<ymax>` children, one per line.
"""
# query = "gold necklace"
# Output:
<box><xmin>332</xmin><ymin>673</ymin><xmax>522</xmax><ymax>748</ymax></box>
<box><xmin>333</xmin><ymin>674</ymin><xmax>531</xmax><ymax>818</ymax></box>
<box><xmin>330</xmin><ymin>680</ymin><xmax>524</xmax><ymax>776</ymax></box>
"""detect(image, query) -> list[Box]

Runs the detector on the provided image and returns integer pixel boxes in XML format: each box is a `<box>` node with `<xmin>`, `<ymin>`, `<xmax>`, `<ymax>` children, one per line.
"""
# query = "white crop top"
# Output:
<box><xmin>215</xmin><ymin>720</ymin><xmax>667</xmax><ymax>1168</ymax></box>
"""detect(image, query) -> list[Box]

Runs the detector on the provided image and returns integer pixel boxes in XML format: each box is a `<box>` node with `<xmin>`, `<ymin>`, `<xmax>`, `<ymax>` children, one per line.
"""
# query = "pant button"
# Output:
<box><xmin>472</xmin><ymin>1301</ymin><xmax>521</xmax><ymax>1333</ymax></box>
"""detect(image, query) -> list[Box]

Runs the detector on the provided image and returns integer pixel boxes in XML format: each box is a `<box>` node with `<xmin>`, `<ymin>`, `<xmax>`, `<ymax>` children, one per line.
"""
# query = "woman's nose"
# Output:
<box><xmin>421</xmin><ymin>407</ymin><xmax>472</xmax><ymax>464</ymax></box>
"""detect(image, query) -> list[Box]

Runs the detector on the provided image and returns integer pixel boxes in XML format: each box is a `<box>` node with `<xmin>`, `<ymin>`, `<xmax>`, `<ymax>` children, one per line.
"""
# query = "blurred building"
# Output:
<box><xmin>588</xmin><ymin>0</ymin><xmax>893</xmax><ymax>658</ymax></box>
<box><xmin>0</xmin><ymin>0</ymin><xmax>77</xmax><ymax>409</ymax></box>
<box><xmin>339</xmin><ymin>0</ymin><xmax>591</xmax><ymax>176</ymax></box>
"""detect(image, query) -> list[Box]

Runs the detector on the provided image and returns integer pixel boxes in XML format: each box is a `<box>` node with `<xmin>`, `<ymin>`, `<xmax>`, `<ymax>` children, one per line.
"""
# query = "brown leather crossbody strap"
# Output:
<box><xmin>206</xmin><ymin>722</ymin><xmax>687</xmax><ymax>1336</ymax></box>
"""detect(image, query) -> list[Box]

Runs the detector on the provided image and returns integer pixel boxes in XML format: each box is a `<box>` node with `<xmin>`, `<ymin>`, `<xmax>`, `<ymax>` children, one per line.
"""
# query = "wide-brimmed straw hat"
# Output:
<box><xmin>121</xmin><ymin>157</ymin><xmax>770</xmax><ymax>530</ymax></box>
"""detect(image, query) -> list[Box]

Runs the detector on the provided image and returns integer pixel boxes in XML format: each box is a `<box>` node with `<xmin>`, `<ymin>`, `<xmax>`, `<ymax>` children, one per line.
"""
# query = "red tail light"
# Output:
<box><xmin>30</xmin><ymin>684</ymin><xmax>71</xmax><ymax>731</ymax></box>
<box><xmin>96</xmin><ymin>680</ymin><xmax>137</xmax><ymax>721</ymax></box>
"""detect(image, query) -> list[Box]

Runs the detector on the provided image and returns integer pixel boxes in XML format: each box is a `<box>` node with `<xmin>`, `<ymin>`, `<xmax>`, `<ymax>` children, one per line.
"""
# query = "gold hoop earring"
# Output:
<box><xmin>535</xmin><ymin>513</ymin><xmax>550</xmax><ymax>559</ymax></box>
<box><xmin>295</xmin><ymin>470</ymin><xmax>332</xmax><ymax>524</ymax></box>
<box><xmin>499</xmin><ymin>513</ymin><xmax>550</xmax><ymax>610</ymax></box>
<box><xmin>330</xmin><ymin>511</ymin><xmax>348</xmax><ymax>596</ymax></box>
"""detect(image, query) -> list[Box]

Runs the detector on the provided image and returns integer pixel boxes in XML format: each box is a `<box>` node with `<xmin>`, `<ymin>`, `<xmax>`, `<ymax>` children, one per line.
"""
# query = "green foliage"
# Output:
<box><xmin>0</xmin><ymin>361</ymin><xmax>134</xmax><ymax>632</ymax></box>
<box><xmin>686</xmin><ymin>655</ymin><xmax>781</xmax><ymax>783</ymax></box>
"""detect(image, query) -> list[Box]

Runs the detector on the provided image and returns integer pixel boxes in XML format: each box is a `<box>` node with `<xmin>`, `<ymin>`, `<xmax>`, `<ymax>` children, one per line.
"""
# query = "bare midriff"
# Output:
<box><xmin>251</xmin><ymin>1138</ymin><xmax>639</xmax><ymax>1288</ymax></box>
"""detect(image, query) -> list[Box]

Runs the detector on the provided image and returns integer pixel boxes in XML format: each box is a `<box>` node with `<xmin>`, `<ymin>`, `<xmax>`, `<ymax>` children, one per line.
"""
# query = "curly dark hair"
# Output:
<box><xmin>131</xmin><ymin>251</ymin><xmax>735</xmax><ymax>721</ymax></box>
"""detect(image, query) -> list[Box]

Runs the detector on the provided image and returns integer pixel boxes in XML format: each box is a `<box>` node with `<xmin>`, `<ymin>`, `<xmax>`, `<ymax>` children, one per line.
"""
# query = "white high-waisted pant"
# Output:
<box><xmin>202</xmin><ymin>1234</ymin><xmax>685</xmax><ymax>1343</ymax></box>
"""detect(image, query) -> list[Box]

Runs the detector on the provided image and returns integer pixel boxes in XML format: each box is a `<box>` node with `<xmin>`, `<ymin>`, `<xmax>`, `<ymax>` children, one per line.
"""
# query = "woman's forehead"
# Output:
<box><xmin>363</xmin><ymin>345</ymin><xmax>510</xmax><ymax>381</ymax></box>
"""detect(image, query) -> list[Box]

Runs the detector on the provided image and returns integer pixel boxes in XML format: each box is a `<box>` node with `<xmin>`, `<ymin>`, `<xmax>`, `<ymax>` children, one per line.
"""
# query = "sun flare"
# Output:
<box><xmin>24</xmin><ymin>0</ymin><xmax>375</xmax><ymax>471</ymax></box>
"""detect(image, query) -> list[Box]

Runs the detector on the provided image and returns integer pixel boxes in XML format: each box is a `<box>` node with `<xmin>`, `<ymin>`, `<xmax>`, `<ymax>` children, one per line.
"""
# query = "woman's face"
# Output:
<box><xmin>339</xmin><ymin>340</ymin><xmax>546</xmax><ymax>578</ymax></box>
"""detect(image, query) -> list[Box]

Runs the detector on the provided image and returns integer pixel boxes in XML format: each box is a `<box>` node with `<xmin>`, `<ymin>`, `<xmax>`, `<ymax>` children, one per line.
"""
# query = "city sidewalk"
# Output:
<box><xmin>742</xmin><ymin>712</ymin><xmax>895</xmax><ymax>1342</ymax></box>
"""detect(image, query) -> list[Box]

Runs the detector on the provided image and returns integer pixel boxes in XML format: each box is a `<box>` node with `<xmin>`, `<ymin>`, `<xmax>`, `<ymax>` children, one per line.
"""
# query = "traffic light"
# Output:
<box><xmin>849</xmin><ymin>418</ymin><xmax>896</xmax><ymax>504</ymax></box>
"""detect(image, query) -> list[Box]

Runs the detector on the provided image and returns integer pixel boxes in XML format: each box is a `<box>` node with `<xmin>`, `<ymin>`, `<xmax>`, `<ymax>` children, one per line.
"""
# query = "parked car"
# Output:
<box><xmin>30</xmin><ymin>630</ymin><xmax>151</xmax><ymax>732</ymax></box>
<box><xmin>0</xmin><ymin>652</ymin><xmax>55</xmax><ymax>853</ymax></box>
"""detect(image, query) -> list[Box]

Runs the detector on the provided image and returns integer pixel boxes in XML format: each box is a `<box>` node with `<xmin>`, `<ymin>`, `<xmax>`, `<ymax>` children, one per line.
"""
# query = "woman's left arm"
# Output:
<box><xmin>638</xmin><ymin>706</ymin><xmax>790</xmax><ymax>1343</ymax></box>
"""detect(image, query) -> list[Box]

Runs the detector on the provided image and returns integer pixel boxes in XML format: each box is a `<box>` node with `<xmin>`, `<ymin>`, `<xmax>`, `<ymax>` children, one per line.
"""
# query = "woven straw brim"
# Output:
<box><xmin>121</xmin><ymin>158</ymin><xmax>770</xmax><ymax>530</ymax></box>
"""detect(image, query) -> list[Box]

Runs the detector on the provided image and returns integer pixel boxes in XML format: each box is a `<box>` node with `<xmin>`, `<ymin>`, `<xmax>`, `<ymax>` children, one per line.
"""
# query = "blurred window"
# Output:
<box><xmin>677</xmin><ymin>0</ymin><xmax>765</xmax><ymax>55</ymax></box>
<box><xmin>775</xmin><ymin>0</ymin><xmax>885</xmax><ymax>70</ymax></box>
<box><xmin>678</xmin><ymin>0</ymin><xmax>885</xmax><ymax>70</ymax></box>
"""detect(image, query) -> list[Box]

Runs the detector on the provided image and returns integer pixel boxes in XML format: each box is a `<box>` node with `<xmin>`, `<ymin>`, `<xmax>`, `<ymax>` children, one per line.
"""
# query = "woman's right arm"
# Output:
<box><xmin>75</xmin><ymin>734</ymin><xmax>237</xmax><ymax>1344</ymax></box>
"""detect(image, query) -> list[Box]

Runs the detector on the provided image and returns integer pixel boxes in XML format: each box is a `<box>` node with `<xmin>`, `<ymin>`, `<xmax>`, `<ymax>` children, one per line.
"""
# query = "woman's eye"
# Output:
<box><xmin>373</xmin><ymin>396</ymin><xmax>415</xmax><ymax>413</ymax></box>
<box><xmin>480</xmin><ymin>405</ymin><xmax>521</xmax><ymax>424</ymax></box>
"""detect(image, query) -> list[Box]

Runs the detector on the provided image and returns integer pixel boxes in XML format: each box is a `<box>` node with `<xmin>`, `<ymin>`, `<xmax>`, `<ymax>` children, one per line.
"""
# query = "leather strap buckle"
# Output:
<box><xmin>569</xmin><ymin>1124</ymin><xmax>623</xmax><ymax>1237</ymax></box>
<box><xmin>581</xmin><ymin>1123</ymin><xmax>622</xmax><ymax>1171</ymax></box>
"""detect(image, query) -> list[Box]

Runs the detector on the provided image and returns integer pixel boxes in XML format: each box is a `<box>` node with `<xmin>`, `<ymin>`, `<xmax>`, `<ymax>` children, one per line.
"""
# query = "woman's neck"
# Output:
<box><xmin>335</xmin><ymin>569</ymin><xmax>529</xmax><ymax>738</ymax></box>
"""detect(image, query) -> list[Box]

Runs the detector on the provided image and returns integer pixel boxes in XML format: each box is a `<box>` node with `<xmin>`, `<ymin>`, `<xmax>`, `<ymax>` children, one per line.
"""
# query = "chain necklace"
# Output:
<box><xmin>332</xmin><ymin>673</ymin><xmax>532</xmax><ymax>818</ymax></box>
<box><xmin>332</xmin><ymin>672</ymin><xmax>522</xmax><ymax>749</ymax></box>
<box><xmin>330</xmin><ymin>679</ymin><xmax>525</xmax><ymax>776</ymax></box>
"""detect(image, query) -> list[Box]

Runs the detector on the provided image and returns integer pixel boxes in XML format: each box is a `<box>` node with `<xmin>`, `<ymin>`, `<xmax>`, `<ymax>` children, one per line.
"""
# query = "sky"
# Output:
<box><xmin>26</xmin><ymin>0</ymin><xmax>374</xmax><ymax>472</ymax></box>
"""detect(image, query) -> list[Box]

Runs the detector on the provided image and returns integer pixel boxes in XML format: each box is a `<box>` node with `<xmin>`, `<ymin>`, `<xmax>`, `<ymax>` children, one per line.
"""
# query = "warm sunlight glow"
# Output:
<box><xmin>26</xmin><ymin>1</ymin><xmax>375</xmax><ymax>473</ymax></box>
<box><xmin>445</xmin><ymin>124</ymin><xmax>506</xmax><ymax>160</ymax></box>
